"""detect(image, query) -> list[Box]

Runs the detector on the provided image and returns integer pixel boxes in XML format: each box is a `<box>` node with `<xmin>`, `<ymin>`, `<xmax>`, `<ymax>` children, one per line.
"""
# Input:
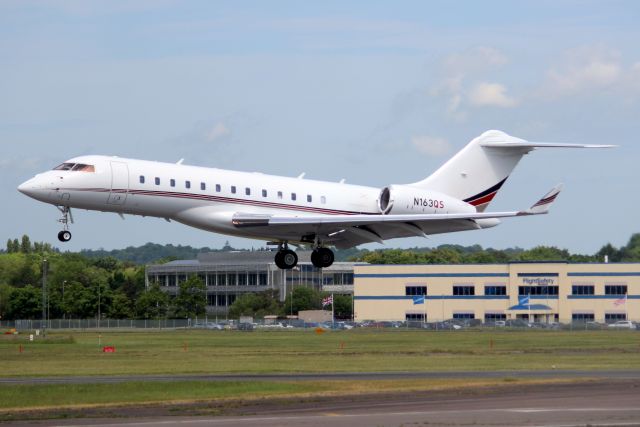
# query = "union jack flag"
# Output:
<box><xmin>322</xmin><ymin>295</ymin><xmax>333</xmax><ymax>307</ymax></box>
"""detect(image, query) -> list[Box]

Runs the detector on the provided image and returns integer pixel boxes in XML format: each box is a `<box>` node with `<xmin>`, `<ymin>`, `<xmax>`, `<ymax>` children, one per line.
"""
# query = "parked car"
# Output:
<box><xmin>608</xmin><ymin>320</ymin><xmax>636</xmax><ymax>329</ymax></box>
<box><xmin>238</xmin><ymin>322</ymin><xmax>254</xmax><ymax>331</ymax></box>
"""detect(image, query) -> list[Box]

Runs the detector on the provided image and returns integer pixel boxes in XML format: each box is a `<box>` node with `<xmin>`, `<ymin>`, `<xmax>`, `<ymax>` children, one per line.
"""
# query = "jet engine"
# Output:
<box><xmin>378</xmin><ymin>185</ymin><xmax>476</xmax><ymax>215</ymax></box>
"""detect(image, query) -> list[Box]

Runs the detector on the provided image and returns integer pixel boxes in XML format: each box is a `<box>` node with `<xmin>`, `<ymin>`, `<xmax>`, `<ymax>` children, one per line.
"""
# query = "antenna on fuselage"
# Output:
<box><xmin>176</xmin><ymin>158</ymin><xmax>185</xmax><ymax>165</ymax></box>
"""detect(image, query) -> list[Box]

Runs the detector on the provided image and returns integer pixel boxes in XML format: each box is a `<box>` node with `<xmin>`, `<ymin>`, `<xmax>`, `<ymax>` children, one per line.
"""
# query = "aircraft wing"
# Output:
<box><xmin>232</xmin><ymin>185</ymin><xmax>562</xmax><ymax>248</ymax></box>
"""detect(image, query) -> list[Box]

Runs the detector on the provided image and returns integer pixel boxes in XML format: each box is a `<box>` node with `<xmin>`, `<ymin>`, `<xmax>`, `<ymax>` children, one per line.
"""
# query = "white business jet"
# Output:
<box><xmin>18</xmin><ymin>130</ymin><xmax>610</xmax><ymax>269</ymax></box>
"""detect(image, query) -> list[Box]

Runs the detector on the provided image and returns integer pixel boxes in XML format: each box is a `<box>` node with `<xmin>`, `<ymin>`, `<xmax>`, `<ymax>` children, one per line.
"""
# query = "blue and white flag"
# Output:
<box><xmin>412</xmin><ymin>295</ymin><xmax>425</xmax><ymax>305</ymax></box>
<box><xmin>518</xmin><ymin>295</ymin><xmax>530</xmax><ymax>306</ymax></box>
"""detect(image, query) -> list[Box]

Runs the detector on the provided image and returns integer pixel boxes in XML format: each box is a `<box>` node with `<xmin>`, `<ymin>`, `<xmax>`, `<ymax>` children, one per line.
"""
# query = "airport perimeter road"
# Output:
<box><xmin>3</xmin><ymin>369</ymin><xmax>640</xmax><ymax>384</ymax></box>
<box><xmin>13</xmin><ymin>379</ymin><xmax>640</xmax><ymax>427</ymax></box>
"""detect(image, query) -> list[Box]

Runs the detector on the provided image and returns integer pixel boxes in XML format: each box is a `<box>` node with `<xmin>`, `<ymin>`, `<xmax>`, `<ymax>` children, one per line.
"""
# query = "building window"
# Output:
<box><xmin>201</xmin><ymin>182</ymin><xmax>206</xmax><ymax>191</ymax></box>
<box><xmin>291</xmin><ymin>193</ymin><xmax>297</xmax><ymax>201</ymax></box>
<box><xmin>185</xmin><ymin>180</ymin><xmax>191</xmax><ymax>189</ymax></box>
<box><xmin>262</xmin><ymin>189</ymin><xmax>267</xmax><ymax>197</ymax></box>
<box><xmin>571</xmin><ymin>285</ymin><xmax>595</xmax><ymax>295</ymax></box>
<box><xmin>484</xmin><ymin>286</ymin><xmax>506</xmax><ymax>296</ymax></box>
<box><xmin>307</xmin><ymin>195</ymin><xmax>312</xmax><ymax>202</ymax></box>
<box><xmin>484</xmin><ymin>313</ymin><xmax>506</xmax><ymax>322</ymax></box>
<box><xmin>170</xmin><ymin>179</ymin><xmax>176</xmax><ymax>187</ymax></box>
<box><xmin>139</xmin><ymin>175</ymin><xmax>145</xmax><ymax>184</ymax></box>
<box><xmin>245</xmin><ymin>187</ymin><xmax>251</xmax><ymax>196</ymax></box>
<box><xmin>277</xmin><ymin>191</ymin><xmax>283</xmax><ymax>199</ymax></box>
<box><xmin>453</xmin><ymin>285</ymin><xmax>475</xmax><ymax>296</ymax></box>
<box><xmin>605</xmin><ymin>285</ymin><xmax>627</xmax><ymax>295</ymax></box>
<box><xmin>155</xmin><ymin>177</ymin><xmax>160</xmax><ymax>185</ymax></box>
<box><xmin>605</xmin><ymin>313</ymin><xmax>627</xmax><ymax>323</ymax></box>
<box><xmin>259</xmin><ymin>273</ymin><xmax>268</xmax><ymax>286</ymax></box>
<box><xmin>572</xmin><ymin>313</ymin><xmax>595</xmax><ymax>321</ymax></box>
<box><xmin>406</xmin><ymin>286</ymin><xmax>427</xmax><ymax>296</ymax></box>
<box><xmin>405</xmin><ymin>313</ymin><xmax>425</xmax><ymax>321</ymax></box>
<box><xmin>216</xmin><ymin>184</ymin><xmax>221</xmax><ymax>192</ymax></box>
<box><xmin>321</xmin><ymin>196</ymin><xmax>326</xmax><ymax>204</ymax></box>
<box><xmin>519</xmin><ymin>286</ymin><xmax>559</xmax><ymax>296</ymax></box>
<box><xmin>453</xmin><ymin>313</ymin><xmax>475</xmax><ymax>319</ymax></box>
<box><xmin>231</xmin><ymin>186</ymin><xmax>236</xmax><ymax>194</ymax></box>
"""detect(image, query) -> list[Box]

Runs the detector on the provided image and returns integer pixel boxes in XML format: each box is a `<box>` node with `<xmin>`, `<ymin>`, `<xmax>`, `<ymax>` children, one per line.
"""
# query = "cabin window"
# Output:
<box><xmin>277</xmin><ymin>191</ymin><xmax>283</xmax><ymax>199</ymax></box>
<box><xmin>139</xmin><ymin>175</ymin><xmax>145</xmax><ymax>184</ymax></box>
<box><xmin>307</xmin><ymin>195</ymin><xmax>312</xmax><ymax>203</ymax></box>
<box><xmin>321</xmin><ymin>196</ymin><xmax>326</xmax><ymax>204</ymax></box>
<box><xmin>170</xmin><ymin>179</ymin><xmax>176</xmax><ymax>187</ymax></box>
<box><xmin>245</xmin><ymin>187</ymin><xmax>251</xmax><ymax>196</ymax></box>
<box><xmin>155</xmin><ymin>177</ymin><xmax>160</xmax><ymax>185</ymax></box>
<box><xmin>231</xmin><ymin>186</ymin><xmax>236</xmax><ymax>194</ymax></box>
<box><xmin>185</xmin><ymin>180</ymin><xmax>191</xmax><ymax>189</ymax></box>
<box><xmin>262</xmin><ymin>189</ymin><xmax>267</xmax><ymax>197</ymax></box>
<box><xmin>200</xmin><ymin>182</ymin><xmax>206</xmax><ymax>191</ymax></box>
<box><xmin>291</xmin><ymin>193</ymin><xmax>297</xmax><ymax>201</ymax></box>
<box><xmin>216</xmin><ymin>184</ymin><xmax>221</xmax><ymax>192</ymax></box>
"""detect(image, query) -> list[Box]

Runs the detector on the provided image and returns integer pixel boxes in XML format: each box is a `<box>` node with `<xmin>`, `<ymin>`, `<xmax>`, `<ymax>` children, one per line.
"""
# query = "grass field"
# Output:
<box><xmin>1</xmin><ymin>329</ymin><xmax>639</xmax><ymax>412</ymax></box>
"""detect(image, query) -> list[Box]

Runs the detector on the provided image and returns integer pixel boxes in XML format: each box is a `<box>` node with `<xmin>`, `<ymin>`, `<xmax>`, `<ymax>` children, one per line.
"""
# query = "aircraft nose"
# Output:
<box><xmin>17</xmin><ymin>179</ymin><xmax>37</xmax><ymax>197</ymax></box>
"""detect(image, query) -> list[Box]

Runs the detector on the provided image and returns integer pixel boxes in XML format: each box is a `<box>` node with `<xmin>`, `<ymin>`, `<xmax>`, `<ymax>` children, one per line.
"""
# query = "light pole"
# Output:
<box><xmin>62</xmin><ymin>280</ymin><xmax>66</xmax><ymax>319</ymax></box>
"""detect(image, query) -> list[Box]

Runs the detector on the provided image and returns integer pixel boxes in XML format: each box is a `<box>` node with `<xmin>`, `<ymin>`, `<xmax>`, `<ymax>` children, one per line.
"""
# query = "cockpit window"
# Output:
<box><xmin>53</xmin><ymin>163</ymin><xmax>95</xmax><ymax>172</ymax></box>
<box><xmin>72</xmin><ymin>164</ymin><xmax>95</xmax><ymax>172</ymax></box>
<box><xmin>53</xmin><ymin>163</ymin><xmax>75</xmax><ymax>171</ymax></box>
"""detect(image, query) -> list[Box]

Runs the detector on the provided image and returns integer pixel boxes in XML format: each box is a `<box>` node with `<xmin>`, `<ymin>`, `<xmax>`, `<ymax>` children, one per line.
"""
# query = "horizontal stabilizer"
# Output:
<box><xmin>481</xmin><ymin>141</ymin><xmax>616</xmax><ymax>149</ymax></box>
<box><xmin>522</xmin><ymin>184</ymin><xmax>563</xmax><ymax>215</ymax></box>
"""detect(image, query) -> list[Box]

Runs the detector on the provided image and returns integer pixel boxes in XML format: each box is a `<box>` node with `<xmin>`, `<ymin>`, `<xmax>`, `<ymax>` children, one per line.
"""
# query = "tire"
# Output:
<box><xmin>274</xmin><ymin>251</ymin><xmax>285</xmax><ymax>269</ymax></box>
<box><xmin>281</xmin><ymin>249</ymin><xmax>298</xmax><ymax>269</ymax></box>
<box><xmin>317</xmin><ymin>247</ymin><xmax>334</xmax><ymax>268</ymax></box>
<box><xmin>58</xmin><ymin>230</ymin><xmax>72</xmax><ymax>242</ymax></box>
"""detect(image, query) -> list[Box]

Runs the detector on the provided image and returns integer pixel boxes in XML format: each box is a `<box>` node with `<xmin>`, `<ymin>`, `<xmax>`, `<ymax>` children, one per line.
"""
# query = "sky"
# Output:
<box><xmin>1</xmin><ymin>0</ymin><xmax>639</xmax><ymax>255</ymax></box>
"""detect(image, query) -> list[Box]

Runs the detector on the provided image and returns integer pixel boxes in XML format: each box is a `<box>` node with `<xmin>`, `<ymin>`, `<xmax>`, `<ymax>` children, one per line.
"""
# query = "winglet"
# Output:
<box><xmin>522</xmin><ymin>184</ymin><xmax>563</xmax><ymax>215</ymax></box>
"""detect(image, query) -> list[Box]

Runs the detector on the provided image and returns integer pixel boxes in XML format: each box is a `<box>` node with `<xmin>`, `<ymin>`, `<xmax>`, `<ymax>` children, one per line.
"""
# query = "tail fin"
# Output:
<box><xmin>410</xmin><ymin>130</ymin><xmax>612</xmax><ymax>212</ymax></box>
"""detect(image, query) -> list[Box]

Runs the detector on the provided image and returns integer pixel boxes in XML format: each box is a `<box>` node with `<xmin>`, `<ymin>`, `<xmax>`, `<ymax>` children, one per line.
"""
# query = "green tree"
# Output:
<box><xmin>173</xmin><ymin>276</ymin><xmax>207</xmax><ymax>318</ymax></box>
<box><xmin>6</xmin><ymin>285</ymin><xmax>41</xmax><ymax>319</ymax></box>
<box><xmin>107</xmin><ymin>289</ymin><xmax>135</xmax><ymax>319</ymax></box>
<box><xmin>20</xmin><ymin>235</ymin><xmax>31</xmax><ymax>254</ymax></box>
<box><xmin>136</xmin><ymin>284</ymin><xmax>170</xmax><ymax>319</ymax></box>
<box><xmin>283</xmin><ymin>286</ymin><xmax>322</xmax><ymax>315</ymax></box>
<box><xmin>228</xmin><ymin>290</ymin><xmax>282</xmax><ymax>319</ymax></box>
<box><xmin>332</xmin><ymin>294</ymin><xmax>352</xmax><ymax>320</ymax></box>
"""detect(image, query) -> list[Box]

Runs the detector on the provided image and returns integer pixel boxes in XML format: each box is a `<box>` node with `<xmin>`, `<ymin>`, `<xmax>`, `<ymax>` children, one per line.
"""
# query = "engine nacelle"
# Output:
<box><xmin>378</xmin><ymin>185</ymin><xmax>476</xmax><ymax>215</ymax></box>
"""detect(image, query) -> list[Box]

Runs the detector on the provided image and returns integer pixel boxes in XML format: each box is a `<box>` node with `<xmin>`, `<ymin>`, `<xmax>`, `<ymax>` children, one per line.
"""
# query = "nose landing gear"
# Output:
<box><xmin>56</xmin><ymin>206</ymin><xmax>73</xmax><ymax>242</ymax></box>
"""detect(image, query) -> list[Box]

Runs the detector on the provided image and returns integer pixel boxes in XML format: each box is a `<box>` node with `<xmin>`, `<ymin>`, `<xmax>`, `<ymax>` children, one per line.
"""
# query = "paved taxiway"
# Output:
<box><xmin>8</xmin><ymin>378</ymin><xmax>640</xmax><ymax>427</ymax></box>
<box><xmin>3</xmin><ymin>369</ymin><xmax>640</xmax><ymax>384</ymax></box>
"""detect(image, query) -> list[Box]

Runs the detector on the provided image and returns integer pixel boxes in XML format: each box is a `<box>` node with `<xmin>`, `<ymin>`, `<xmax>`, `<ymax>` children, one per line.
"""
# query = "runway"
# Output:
<box><xmin>7</xmin><ymin>378</ymin><xmax>640</xmax><ymax>427</ymax></box>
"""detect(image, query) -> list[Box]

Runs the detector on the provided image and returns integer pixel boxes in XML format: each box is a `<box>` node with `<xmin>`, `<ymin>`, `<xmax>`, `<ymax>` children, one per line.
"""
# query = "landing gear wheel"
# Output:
<box><xmin>311</xmin><ymin>247</ymin><xmax>334</xmax><ymax>268</ymax></box>
<box><xmin>275</xmin><ymin>249</ymin><xmax>298</xmax><ymax>269</ymax></box>
<box><xmin>57</xmin><ymin>230</ymin><xmax>72</xmax><ymax>242</ymax></box>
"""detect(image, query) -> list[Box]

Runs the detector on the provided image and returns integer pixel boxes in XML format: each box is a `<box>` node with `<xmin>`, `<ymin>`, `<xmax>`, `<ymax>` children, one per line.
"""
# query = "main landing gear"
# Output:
<box><xmin>56</xmin><ymin>206</ymin><xmax>73</xmax><ymax>242</ymax></box>
<box><xmin>272</xmin><ymin>242</ymin><xmax>335</xmax><ymax>270</ymax></box>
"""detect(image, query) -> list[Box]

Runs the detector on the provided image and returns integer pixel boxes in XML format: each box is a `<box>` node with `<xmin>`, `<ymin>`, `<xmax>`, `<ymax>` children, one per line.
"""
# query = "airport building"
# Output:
<box><xmin>146</xmin><ymin>251</ymin><xmax>355</xmax><ymax>316</ymax></box>
<box><xmin>354</xmin><ymin>262</ymin><xmax>639</xmax><ymax>323</ymax></box>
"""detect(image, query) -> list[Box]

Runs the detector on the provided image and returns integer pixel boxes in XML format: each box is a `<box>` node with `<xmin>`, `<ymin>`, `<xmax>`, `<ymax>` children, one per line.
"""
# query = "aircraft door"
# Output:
<box><xmin>108</xmin><ymin>161</ymin><xmax>129</xmax><ymax>205</ymax></box>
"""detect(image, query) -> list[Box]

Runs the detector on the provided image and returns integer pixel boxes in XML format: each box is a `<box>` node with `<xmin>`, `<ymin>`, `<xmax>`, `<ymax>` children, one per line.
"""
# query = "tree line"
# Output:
<box><xmin>1</xmin><ymin>233</ymin><xmax>639</xmax><ymax>321</ymax></box>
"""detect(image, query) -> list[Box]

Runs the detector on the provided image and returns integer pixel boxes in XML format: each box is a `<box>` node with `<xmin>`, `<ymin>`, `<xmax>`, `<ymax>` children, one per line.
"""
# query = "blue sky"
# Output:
<box><xmin>2</xmin><ymin>1</ymin><xmax>638</xmax><ymax>254</ymax></box>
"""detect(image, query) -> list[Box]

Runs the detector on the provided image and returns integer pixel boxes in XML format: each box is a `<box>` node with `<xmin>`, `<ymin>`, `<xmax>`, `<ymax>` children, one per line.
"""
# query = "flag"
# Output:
<box><xmin>518</xmin><ymin>295</ymin><xmax>530</xmax><ymax>306</ymax></box>
<box><xmin>322</xmin><ymin>295</ymin><xmax>333</xmax><ymax>307</ymax></box>
<box><xmin>412</xmin><ymin>295</ymin><xmax>425</xmax><ymax>305</ymax></box>
<box><xmin>614</xmin><ymin>294</ymin><xmax>627</xmax><ymax>307</ymax></box>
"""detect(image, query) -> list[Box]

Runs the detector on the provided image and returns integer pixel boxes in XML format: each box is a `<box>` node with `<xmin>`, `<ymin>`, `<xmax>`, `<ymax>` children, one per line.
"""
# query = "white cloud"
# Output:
<box><xmin>411</xmin><ymin>135</ymin><xmax>451</xmax><ymax>156</ymax></box>
<box><xmin>468</xmin><ymin>82</ymin><xmax>517</xmax><ymax>107</ymax></box>
<box><xmin>545</xmin><ymin>45</ymin><xmax>622</xmax><ymax>95</ymax></box>
<box><xmin>206</xmin><ymin>122</ymin><xmax>231</xmax><ymax>143</ymax></box>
